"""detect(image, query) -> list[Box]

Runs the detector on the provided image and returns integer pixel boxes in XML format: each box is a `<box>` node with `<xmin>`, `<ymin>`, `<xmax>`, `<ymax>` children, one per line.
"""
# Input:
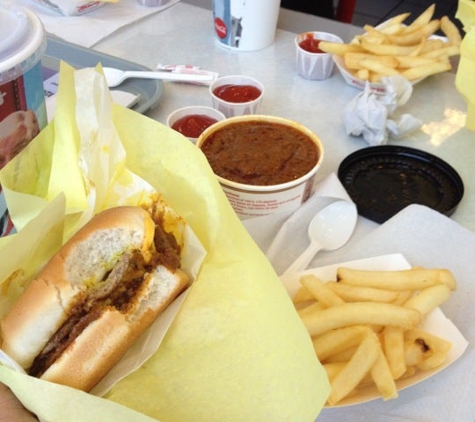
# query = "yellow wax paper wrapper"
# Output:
<box><xmin>456</xmin><ymin>0</ymin><xmax>475</xmax><ymax>130</ymax></box>
<box><xmin>0</xmin><ymin>62</ymin><xmax>330</xmax><ymax>422</ymax></box>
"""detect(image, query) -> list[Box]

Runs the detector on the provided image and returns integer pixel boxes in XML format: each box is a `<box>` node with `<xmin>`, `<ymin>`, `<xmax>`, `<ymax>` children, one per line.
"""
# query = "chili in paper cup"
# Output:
<box><xmin>196</xmin><ymin>115</ymin><xmax>324</xmax><ymax>219</ymax></box>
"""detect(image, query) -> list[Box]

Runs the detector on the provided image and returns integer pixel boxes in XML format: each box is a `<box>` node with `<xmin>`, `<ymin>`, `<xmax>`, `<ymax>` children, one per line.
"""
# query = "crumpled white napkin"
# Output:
<box><xmin>342</xmin><ymin>75</ymin><xmax>422</xmax><ymax>146</ymax></box>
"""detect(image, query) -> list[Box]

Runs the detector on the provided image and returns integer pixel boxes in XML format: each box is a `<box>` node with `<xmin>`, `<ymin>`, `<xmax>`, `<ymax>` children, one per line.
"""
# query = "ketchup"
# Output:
<box><xmin>172</xmin><ymin>114</ymin><xmax>218</xmax><ymax>138</ymax></box>
<box><xmin>298</xmin><ymin>34</ymin><xmax>324</xmax><ymax>54</ymax></box>
<box><xmin>213</xmin><ymin>84</ymin><xmax>261</xmax><ymax>103</ymax></box>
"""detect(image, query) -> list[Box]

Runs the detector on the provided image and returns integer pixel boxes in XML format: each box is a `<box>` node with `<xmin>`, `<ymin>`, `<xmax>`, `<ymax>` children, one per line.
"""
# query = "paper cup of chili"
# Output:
<box><xmin>196</xmin><ymin>115</ymin><xmax>324</xmax><ymax>219</ymax></box>
<box><xmin>295</xmin><ymin>31</ymin><xmax>343</xmax><ymax>80</ymax></box>
<box><xmin>209</xmin><ymin>75</ymin><xmax>264</xmax><ymax>118</ymax></box>
<box><xmin>167</xmin><ymin>106</ymin><xmax>226</xmax><ymax>143</ymax></box>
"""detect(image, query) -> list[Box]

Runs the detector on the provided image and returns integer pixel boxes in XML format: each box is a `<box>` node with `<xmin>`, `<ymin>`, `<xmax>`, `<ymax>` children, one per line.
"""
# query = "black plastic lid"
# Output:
<box><xmin>338</xmin><ymin>145</ymin><xmax>464</xmax><ymax>224</ymax></box>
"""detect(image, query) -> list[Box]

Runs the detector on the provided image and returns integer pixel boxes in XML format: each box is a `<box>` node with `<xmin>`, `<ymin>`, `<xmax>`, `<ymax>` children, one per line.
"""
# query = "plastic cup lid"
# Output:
<box><xmin>0</xmin><ymin>4</ymin><xmax>45</xmax><ymax>82</ymax></box>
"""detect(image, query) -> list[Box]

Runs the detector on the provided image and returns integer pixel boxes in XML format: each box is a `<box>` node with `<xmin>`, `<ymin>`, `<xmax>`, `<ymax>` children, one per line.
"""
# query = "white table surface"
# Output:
<box><xmin>12</xmin><ymin>1</ymin><xmax>474</xmax><ymax>421</ymax></box>
<box><xmin>93</xmin><ymin>1</ymin><xmax>475</xmax><ymax>233</ymax></box>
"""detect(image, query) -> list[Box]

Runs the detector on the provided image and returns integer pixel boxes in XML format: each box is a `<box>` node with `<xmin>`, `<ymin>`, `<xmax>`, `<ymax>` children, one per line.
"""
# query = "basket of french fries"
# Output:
<box><xmin>281</xmin><ymin>254</ymin><xmax>468</xmax><ymax>407</ymax></box>
<box><xmin>320</xmin><ymin>4</ymin><xmax>462</xmax><ymax>92</ymax></box>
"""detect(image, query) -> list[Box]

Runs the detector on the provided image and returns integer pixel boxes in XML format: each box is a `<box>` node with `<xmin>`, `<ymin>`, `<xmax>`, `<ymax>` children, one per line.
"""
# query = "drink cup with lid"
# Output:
<box><xmin>0</xmin><ymin>4</ymin><xmax>47</xmax><ymax>236</ymax></box>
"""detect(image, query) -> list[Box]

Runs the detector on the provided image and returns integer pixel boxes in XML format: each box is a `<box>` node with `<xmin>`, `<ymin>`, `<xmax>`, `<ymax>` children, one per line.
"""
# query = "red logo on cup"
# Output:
<box><xmin>214</xmin><ymin>17</ymin><xmax>227</xmax><ymax>39</ymax></box>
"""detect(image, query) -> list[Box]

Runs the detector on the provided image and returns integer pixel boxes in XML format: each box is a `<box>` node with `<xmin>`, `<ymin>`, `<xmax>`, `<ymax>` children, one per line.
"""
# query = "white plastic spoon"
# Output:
<box><xmin>102</xmin><ymin>67</ymin><xmax>214</xmax><ymax>87</ymax></box>
<box><xmin>283</xmin><ymin>200</ymin><xmax>358</xmax><ymax>275</ymax></box>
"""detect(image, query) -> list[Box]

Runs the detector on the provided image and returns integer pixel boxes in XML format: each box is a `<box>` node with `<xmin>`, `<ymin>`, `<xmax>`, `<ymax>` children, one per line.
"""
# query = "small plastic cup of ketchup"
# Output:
<box><xmin>209</xmin><ymin>75</ymin><xmax>264</xmax><ymax>118</ymax></box>
<box><xmin>167</xmin><ymin>106</ymin><xmax>226</xmax><ymax>143</ymax></box>
<box><xmin>295</xmin><ymin>31</ymin><xmax>343</xmax><ymax>80</ymax></box>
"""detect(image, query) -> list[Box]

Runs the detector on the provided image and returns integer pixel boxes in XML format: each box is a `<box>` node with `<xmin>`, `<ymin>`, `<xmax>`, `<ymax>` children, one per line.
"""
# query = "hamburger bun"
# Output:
<box><xmin>0</xmin><ymin>205</ymin><xmax>189</xmax><ymax>391</ymax></box>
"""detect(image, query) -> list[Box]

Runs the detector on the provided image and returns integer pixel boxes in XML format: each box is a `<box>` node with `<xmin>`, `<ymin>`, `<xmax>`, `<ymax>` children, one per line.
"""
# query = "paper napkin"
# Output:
<box><xmin>342</xmin><ymin>76</ymin><xmax>422</xmax><ymax>145</ymax></box>
<box><xmin>17</xmin><ymin>0</ymin><xmax>180</xmax><ymax>47</ymax></box>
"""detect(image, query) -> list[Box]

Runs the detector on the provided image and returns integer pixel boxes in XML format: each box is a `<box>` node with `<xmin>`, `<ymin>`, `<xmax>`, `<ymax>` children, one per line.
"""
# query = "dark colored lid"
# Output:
<box><xmin>338</xmin><ymin>145</ymin><xmax>464</xmax><ymax>224</ymax></box>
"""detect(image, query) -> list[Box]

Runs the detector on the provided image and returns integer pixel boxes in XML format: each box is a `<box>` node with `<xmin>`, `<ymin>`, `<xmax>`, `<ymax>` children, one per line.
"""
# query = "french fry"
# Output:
<box><xmin>344</xmin><ymin>52</ymin><xmax>399</xmax><ymax>70</ymax></box>
<box><xmin>417</xmin><ymin>351</ymin><xmax>449</xmax><ymax>370</ymax></box>
<box><xmin>404</xmin><ymin>338</ymin><xmax>430</xmax><ymax>366</ymax></box>
<box><xmin>400</xmin><ymin>60</ymin><xmax>452</xmax><ymax>80</ymax></box>
<box><xmin>358</xmin><ymin>58</ymin><xmax>401</xmax><ymax>76</ymax></box>
<box><xmin>326</xmin><ymin>282</ymin><xmax>399</xmax><ymax>303</ymax></box>
<box><xmin>405</xmin><ymin>328</ymin><xmax>452</xmax><ymax>356</ymax></box>
<box><xmin>301</xmin><ymin>302</ymin><xmax>421</xmax><ymax>337</ymax></box>
<box><xmin>404</xmin><ymin>284</ymin><xmax>451</xmax><ymax>315</ymax></box>
<box><xmin>297</xmin><ymin>301</ymin><xmax>326</xmax><ymax>316</ymax></box>
<box><xmin>355</xmin><ymin>68</ymin><xmax>370</xmax><ymax>80</ymax></box>
<box><xmin>293</xmin><ymin>285</ymin><xmax>314</xmax><ymax>303</ymax></box>
<box><xmin>403</xmin><ymin>328</ymin><xmax>452</xmax><ymax>370</ymax></box>
<box><xmin>394</xmin><ymin>54</ymin><xmax>441</xmax><ymax>68</ymax></box>
<box><xmin>360</xmin><ymin>38</ymin><xmax>421</xmax><ymax>56</ymax></box>
<box><xmin>402</xmin><ymin>365</ymin><xmax>417</xmax><ymax>378</ymax></box>
<box><xmin>380</xmin><ymin>12</ymin><xmax>411</xmax><ymax>31</ymax></box>
<box><xmin>336</xmin><ymin>267</ymin><xmax>457</xmax><ymax>291</ymax></box>
<box><xmin>441</xmin><ymin>15</ymin><xmax>462</xmax><ymax>46</ymax></box>
<box><xmin>377</xmin><ymin>21</ymin><xmax>408</xmax><ymax>36</ymax></box>
<box><xmin>421</xmin><ymin>44</ymin><xmax>460</xmax><ymax>59</ymax></box>
<box><xmin>405</xmin><ymin>3</ymin><xmax>435</xmax><ymax>30</ymax></box>
<box><xmin>325</xmin><ymin>4</ymin><xmax>460</xmax><ymax>84</ymax></box>
<box><xmin>388</xmin><ymin>19</ymin><xmax>440</xmax><ymax>46</ymax></box>
<box><xmin>382</xmin><ymin>326</ymin><xmax>406</xmax><ymax>379</ymax></box>
<box><xmin>327</xmin><ymin>330</ymin><xmax>380</xmax><ymax>405</ymax></box>
<box><xmin>323</xmin><ymin>346</ymin><xmax>358</xmax><ymax>363</ymax></box>
<box><xmin>369</xmin><ymin>72</ymin><xmax>383</xmax><ymax>83</ymax></box>
<box><xmin>361</xmin><ymin>26</ymin><xmax>389</xmax><ymax>44</ymax></box>
<box><xmin>323</xmin><ymin>362</ymin><xmax>346</xmax><ymax>382</ymax></box>
<box><xmin>318</xmin><ymin>40</ymin><xmax>363</xmax><ymax>55</ymax></box>
<box><xmin>370</xmin><ymin>346</ymin><xmax>398</xmax><ymax>400</ymax></box>
<box><xmin>300</xmin><ymin>275</ymin><xmax>345</xmax><ymax>307</ymax></box>
<box><xmin>420</xmin><ymin>38</ymin><xmax>446</xmax><ymax>53</ymax></box>
<box><xmin>292</xmin><ymin>263</ymin><xmax>457</xmax><ymax>405</ymax></box>
<box><xmin>312</xmin><ymin>326</ymin><xmax>368</xmax><ymax>361</ymax></box>
<box><xmin>391</xmin><ymin>290</ymin><xmax>413</xmax><ymax>306</ymax></box>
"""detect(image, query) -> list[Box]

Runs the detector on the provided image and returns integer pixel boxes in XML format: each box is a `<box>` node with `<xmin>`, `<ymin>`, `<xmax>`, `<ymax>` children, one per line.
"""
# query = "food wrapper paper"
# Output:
<box><xmin>0</xmin><ymin>62</ymin><xmax>330</xmax><ymax>422</ymax></box>
<box><xmin>456</xmin><ymin>0</ymin><xmax>475</xmax><ymax>130</ymax></box>
<box><xmin>342</xmin><ymin>75</ymin><xmax>422</xmax><ymax>145</ymax></box>
<box><xmin>31</xmin><ymin>0</ymin><xmax>116</xmax><ymax>16</ymax></box>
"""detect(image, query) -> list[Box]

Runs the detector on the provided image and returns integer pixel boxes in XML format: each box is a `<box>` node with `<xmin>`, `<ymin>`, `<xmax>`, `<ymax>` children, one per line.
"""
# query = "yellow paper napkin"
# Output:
<box><xmin>456</xmin><ymin>0</ymin><xmax>475</xmax><ymax>130</ymax></box>
<box><xmin>0</xmin><ymin>62</ymin><xmax>330</xmax><ymax>421</ymax></box>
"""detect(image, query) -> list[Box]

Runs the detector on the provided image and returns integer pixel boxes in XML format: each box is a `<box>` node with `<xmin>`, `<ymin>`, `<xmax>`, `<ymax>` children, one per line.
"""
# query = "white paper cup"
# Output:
<box><xmin>196</xmin><ymin>115</ymin><xmax>324</xmax><ymax>219</ymax></box>
<box><xmin>295</xmin><ymin>31</ymin><xmax>343</xmax><ymax>80</ymax></box>
<box><xmin>212</xmin><ymin>0</ymin><xmax>281</xmax><ymax>51</ymax></box>
<box><xmin>167</xmin><ymin>106</ymin><xmax>226</xmax><ymax>143</ymax></box>
<box><xmin>209</xmin><ymin>75</ymin><xmax>264</xmax><ymax>118</ymax></box>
